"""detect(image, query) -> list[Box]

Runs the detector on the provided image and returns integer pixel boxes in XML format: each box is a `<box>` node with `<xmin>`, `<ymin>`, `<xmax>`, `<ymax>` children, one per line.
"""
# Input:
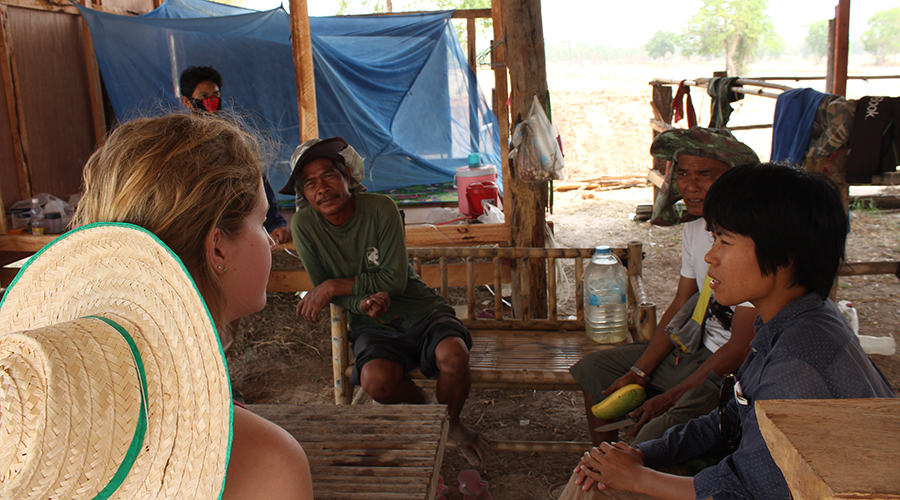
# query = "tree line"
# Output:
<box><xmin>642</xmin><ymin>1</ymin><xmax>900</xmax><ymax>73</ymax></box>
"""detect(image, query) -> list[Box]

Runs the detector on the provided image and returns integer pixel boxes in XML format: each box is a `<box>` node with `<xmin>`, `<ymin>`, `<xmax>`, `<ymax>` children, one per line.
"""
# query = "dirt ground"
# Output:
<box><xmin>228</xmin><ymin>60</ymin><xmax>900</xmax><ymax>499</ymax></box>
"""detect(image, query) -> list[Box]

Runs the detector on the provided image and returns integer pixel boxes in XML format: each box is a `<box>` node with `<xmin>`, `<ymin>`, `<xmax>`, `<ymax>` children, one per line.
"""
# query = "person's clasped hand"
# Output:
<box><xmin>574</xmin><ymin>442</ymin><xmax>646</xmax><ymax>492</ymax></box>
<box><xmin>360</xmin><ymin>291</ymin><xmax>390</xmax><ymax>319</ymax></box>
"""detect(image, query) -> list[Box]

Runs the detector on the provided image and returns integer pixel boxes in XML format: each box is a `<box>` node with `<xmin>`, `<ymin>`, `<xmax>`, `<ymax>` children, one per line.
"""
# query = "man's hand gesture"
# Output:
<box><xmin>360</xmin><ymin>291</ymin><xmax>390</xmax><ymax>319</ymax></box>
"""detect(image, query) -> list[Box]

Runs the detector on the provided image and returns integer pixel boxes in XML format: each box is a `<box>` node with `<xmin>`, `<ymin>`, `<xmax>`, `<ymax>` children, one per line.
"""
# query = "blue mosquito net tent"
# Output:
<box><xmin>78</xmin><ymin>0</ymin><xmax>501</xmax><ymax>204</ymax></box>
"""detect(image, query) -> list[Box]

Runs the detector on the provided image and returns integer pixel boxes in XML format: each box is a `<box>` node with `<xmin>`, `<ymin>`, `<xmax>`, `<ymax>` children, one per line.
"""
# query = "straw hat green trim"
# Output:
<box><xmin>0</xmin><ymin>222</ymin><xmax>233</xmax><ymax>500</ymax></box>
<box><xmin>87</xmin><ymin>315</ymin><xmax>148</xmax><ymax>500</ymax></box>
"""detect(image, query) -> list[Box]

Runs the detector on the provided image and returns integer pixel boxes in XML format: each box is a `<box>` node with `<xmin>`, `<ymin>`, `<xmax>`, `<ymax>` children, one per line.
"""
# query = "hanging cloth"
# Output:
<box><xmin>707</xmin><ymin>77</ymin><xmax>743</xmax><ymax>129</ymax></box>
<box><xmin>672</xmin><ymin>80</ymin><xmax>697</xmax><ymax>128</ymax></box>
<box><xmin>771</xmin><ymin>88</ymin><xmax>829</xmax><ymax>164</ymax></box>
<box><xmin>845</xmin><ymin>96</ymin><xmax>900</xmax><ymax>184</ymax></box>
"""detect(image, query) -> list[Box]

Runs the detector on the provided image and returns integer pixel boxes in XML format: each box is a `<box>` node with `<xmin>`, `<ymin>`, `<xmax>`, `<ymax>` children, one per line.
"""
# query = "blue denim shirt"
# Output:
<box><xmin>638</xmin><ymin>293</ymin><xmax>896</xmax><ymax>500</ymax></box>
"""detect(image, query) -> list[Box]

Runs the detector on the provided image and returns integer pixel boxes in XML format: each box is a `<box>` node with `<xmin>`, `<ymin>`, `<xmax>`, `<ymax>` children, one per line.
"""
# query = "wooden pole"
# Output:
<box><xmin>466</xmin><ymin>17</ymin><xmax>476</xmax><ymax>76</ymax></box>
<box><xmin>490</xmin><ymin>0</ymin><xmax>509</xmax><ymax>206</ymax></box>
<box><xmin>0</xmin><ymin>5</ymin><xmax>31</xmax><ymax>208</ymax></box>
<box><xmin>832</xmin><ymin>0</ymin><xmax>850</xmax><ymax>97</ymax></box>
<box><xmin>502</xmin><ymin>0</ymin><xmax>548</xmax><ymax>318</ymax></box>
<box><xmin>826</xmin><ymin>18</ymin><xmax>835</xmax><ymax>93</ymax></box>
<box><xmin>288</xmin><ymin>0</ymin><xmax>317</xmax><ymax>140</ymax></box>
<box><xmin>649</xmin><ymin>83</ymin><xmax>672</xmax><ymax>201</ymax></box>
<box><xmin>81</xmin><ymin>14</ymin><xmax>107</xmax><ymax>145</ymax></box>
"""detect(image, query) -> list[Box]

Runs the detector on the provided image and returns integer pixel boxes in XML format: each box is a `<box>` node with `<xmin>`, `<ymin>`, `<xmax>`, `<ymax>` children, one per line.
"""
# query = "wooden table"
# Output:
<box><xmin>756</xmin><ymin>398</ymin><xmax>900</xmax><ymax>500</ymax></box>
<box><xmin>248</xmin><ymin>403</ymin><xmax>449</xmax><ymax>500</ymax></box>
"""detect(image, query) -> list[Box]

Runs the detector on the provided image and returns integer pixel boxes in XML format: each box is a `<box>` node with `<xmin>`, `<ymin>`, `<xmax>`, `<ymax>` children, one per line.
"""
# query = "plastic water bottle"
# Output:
<box><xmin>584</xmin><ymin>246</ymin><xmax>628</xmax><ymax>343</ymax></box>
<box><xmin>28</xmin><ymin>198</ymin><xmax>45</xmax><ymax>235</ymax></box>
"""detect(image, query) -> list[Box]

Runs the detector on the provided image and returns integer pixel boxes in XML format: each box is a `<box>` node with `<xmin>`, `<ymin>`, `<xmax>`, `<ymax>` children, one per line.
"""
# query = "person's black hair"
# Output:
<box><xmin>179</xmin><ymin>66</ymin><xmax>223</xmax><ymax>98</ymax></box>
<box><xmin>704</xmin><ymin>162</ymin><xmax>847</xmax><ymax>298</ymax></box>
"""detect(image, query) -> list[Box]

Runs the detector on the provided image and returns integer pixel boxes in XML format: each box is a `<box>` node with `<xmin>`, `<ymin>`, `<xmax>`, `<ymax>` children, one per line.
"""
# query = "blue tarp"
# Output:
<box><xmin>78</xmin><ymin>0</ymin><xmax>501</xmax><ymax>201</ymax></box>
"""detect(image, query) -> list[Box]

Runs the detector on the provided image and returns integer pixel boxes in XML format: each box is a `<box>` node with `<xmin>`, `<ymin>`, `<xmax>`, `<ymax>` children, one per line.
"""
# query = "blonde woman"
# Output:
<box><xmin>74</xmin><ymin>113</ymin><xmax>313</xmax><ymax>500</ymax></box>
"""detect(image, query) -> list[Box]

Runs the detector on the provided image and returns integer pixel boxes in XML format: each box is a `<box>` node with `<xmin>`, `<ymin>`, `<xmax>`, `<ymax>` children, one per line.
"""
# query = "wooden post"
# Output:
<box><xmin>466</xmin><ymin>17</ymin><xmax>476</xmax><ymax>76</ymax></box>
<box><xmin>490</xmin><ymin>0</ymin><xmax>509</xmax><ymax>205</ymax></box>
<box><xmin>0</xmin><ymin>5</ymin><xmax>31</xmax><ymax>209</ymax></box>
<box><xmin>502</xmin><ymin>0</ymin><xmax>548</xmax><ymax>318</ymax></box>
<box><xmin>288</xmin><ymin>0</ymin><xmax>318</xmax><ymax>140</ymax></box>
<box><xmin>649</xmin><ymin>83</ymin><xmax>672</xmax><ymax>201</ymax></box>
<box><xmin>832</xmin><ymin>0</ymin><xmax>849</xmax><ymax>97</ymax></box>
<box><xmin>825</xmin><ymin>18</ymin><xmax>835</xmax><ymax>93</ymax></box>
<box><xmin>81</xmin><ymin>13</ymin><xmax>106</xmax><ymax>145</ymax></box>
<box><xmin>330</xmin><ymin>303</ymin><xmax>351</xmax><ymax>404</ymax></box>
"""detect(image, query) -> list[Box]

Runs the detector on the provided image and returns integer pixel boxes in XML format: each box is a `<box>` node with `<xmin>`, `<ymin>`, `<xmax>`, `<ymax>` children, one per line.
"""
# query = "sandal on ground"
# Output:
<box><xmin>459</xmin><ymin>469</ymin><xmax>492</xmax><ymax>500</ymax></box>
<box><xmin>435</xmin><ymin>475</ymin><xmax>448</xmax><ymax>499</ymax></box>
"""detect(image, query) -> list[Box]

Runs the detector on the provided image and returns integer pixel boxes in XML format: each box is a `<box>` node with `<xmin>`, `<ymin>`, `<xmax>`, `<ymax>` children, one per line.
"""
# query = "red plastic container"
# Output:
<box><xmin>466</xmin><ymin>181</ymin><xmax>500</xmax><ymax>217</ymax></box>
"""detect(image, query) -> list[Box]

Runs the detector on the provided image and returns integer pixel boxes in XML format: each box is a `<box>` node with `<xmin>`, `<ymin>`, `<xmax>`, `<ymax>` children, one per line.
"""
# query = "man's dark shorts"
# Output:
<box><xmin>349</xmin><ymin>312</ymin><xmax>473</xmax><ymax>385</ymax></box>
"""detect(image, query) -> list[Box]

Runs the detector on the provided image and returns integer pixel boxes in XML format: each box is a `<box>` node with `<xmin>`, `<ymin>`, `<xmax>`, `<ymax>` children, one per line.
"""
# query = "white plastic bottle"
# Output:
<box><xmin>28</xmin><ymin>198</ymin><xmax>45</xmax><ymax>235</ymax></box>
<box><xmin>583</xmin><ymin>245</ymin><xmax>628</xmax><ymax>343</ymax></box>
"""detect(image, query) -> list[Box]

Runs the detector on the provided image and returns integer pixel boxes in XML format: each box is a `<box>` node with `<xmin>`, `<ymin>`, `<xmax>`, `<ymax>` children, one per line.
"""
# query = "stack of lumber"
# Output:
<box><xmin>554</xmin><ymin>175</ymin><xmax>649</xmax><ymax>192</ymax></box>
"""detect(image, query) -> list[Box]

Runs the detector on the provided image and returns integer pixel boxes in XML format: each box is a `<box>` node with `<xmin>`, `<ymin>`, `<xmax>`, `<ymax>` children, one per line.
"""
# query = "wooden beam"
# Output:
<box><xmin>266</xmin><ymin>255</ymin><xmax>513</xmax><ymax>293</ymax></box>
<box><xmin>491</xmin><ymin>0</ymin><xmax>509</xmax><ymax>223</ymax></box>
<box><xmin>466</xmin><ymin>17</ymin><xmax>476</xmax><ymax>75</ymax></box>
<box><xmin>0</xmin><ymin>0</ymin><xmax>150</xmax><ymax>15</ymax></box>
<box><xmin>0</xmin><ymin>0</ymin><xmax>78</xmax><ymax>14</ymax></box>
<box><xmin>0</xmin><ymin>233</ymin><xmax>54</xmax><ymax>252</ymax></box>
<box><xmin>0</xmin><ymin>6</ymin><xmax>31</xmax><ymax>205</ymax></box>
<box><xmin>502</xmin><ymin>0</ymin><xmax>548</xmax><ymax>318</ymax></box>
<box><xmin>348</xmin><ymin>9</ymin><xmax>491</xmax><ymax>19</ymax></box>
<box><xmin>288</xmin><ymin>0</ymin><xmax>317</xmax><ymax>141</ymax></box>
<box><xmin>832</xmin><ymin>0</ymin><xmax>850</xmax><ymax>97</ymax></box>
<box><xmin>81</xmin><ymin>13</ymin><xmax>106</xmax><ymax>145</ymax></box>
<box><xmin>826</xmin><ymin>18</ymin><xmax>835</xmax><ymax>93</ymax></box>
<box><xmin>405</xmin><ymin>222</ymin><xmax>509</xmax><ymax>247</ymax></box>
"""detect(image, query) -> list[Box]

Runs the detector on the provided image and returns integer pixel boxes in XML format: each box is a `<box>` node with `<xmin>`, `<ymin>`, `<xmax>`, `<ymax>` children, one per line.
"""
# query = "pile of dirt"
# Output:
<box><xmin>230</xmin><ymin>62</ymin><xmax>900</xmax><ymax>499</ymax></box>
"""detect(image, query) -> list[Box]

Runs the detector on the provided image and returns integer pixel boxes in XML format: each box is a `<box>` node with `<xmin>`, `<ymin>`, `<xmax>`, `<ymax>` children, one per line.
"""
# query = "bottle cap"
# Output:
<box><xmin>467</xmin><ymin>153</ymin><xmax>482</xmax><ymax>168</ymax></box>
<box><xmin>594</xmin><ymin>245</ymin><xmax>611</xmax><ymax>255</ymax></box>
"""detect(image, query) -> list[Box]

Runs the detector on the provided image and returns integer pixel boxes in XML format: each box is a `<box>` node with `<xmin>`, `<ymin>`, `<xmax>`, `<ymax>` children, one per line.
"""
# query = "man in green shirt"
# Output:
<box><xmin>280</xmin><ymin>137</ymin><xmax>487</xmax><ymax>464</ymax></box>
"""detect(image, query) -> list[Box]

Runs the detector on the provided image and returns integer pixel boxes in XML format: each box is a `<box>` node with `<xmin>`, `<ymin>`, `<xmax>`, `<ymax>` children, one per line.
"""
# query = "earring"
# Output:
<box><xmin>217</xmin><ymin>265</ymin><xmax>227</xmax><ymax>273</ymax></box>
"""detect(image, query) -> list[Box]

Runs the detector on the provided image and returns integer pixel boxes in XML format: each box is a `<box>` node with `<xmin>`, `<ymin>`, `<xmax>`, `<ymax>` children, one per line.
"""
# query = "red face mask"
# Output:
<box><xmin>189</xmin><ymin>96</ymin><xmax>221</xmax><ymax>114</ymax></box>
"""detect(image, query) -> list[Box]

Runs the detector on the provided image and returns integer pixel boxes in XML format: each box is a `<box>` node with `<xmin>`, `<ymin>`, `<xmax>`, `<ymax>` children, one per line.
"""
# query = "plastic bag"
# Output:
<box><xmin>509</xmin><ymin>95</ymin><xmax>566</xmax><ymax>182</ymax></box>
<box><xmin>477</xmin><ymin>202</ymin><xmax>505</xmax><ymax>224</ymax></box>
<box><xmin>425</xmin><ymin>207</ymin><xmax>467</xmax><ymax>225</ymax></box>
<box><xmin>8</xmin><ymin>193</ymin><xmax>75</xmax><ymax>233</ymax></box>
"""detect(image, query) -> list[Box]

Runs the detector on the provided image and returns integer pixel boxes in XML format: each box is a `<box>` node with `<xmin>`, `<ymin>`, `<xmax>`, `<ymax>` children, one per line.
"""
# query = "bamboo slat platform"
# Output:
<box><xmin>328</xmin><ymin>245</ymin><xmax>658</xmax><ymax>453</ymax></box>
<box><xmin>247</xmin><ymin>403</ymin><xmax>449</xmax><ymax>500</ymax></box>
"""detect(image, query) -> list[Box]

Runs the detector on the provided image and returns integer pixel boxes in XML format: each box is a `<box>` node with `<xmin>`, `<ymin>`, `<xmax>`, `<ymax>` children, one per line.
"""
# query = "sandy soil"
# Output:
<box><xmin>229</xmin><ymin>60</ymin><xmax>900</xmax><ymax>499</ymax></box>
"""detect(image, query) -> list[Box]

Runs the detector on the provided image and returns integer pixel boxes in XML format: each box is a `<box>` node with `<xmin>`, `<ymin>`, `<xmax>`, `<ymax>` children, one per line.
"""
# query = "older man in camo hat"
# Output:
<box><xmin>569</xmin><ymin>127</ymin><xmax>760</xmax><ymax>449</ymax></box>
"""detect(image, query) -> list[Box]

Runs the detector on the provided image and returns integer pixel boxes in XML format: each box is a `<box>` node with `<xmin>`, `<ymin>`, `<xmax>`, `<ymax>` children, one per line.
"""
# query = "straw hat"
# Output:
<box><xmin>0</xmin><ymin>223</ymin><xmax>232</xmax><ymax>500</ymax></box>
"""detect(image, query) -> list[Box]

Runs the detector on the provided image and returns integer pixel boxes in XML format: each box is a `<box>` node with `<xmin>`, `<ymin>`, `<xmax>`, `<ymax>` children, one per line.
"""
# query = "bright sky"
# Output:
<box><xmin>540</xmin><ymin>0</ymin><xmax>893</xmax><ymax>48</ymax></box>
<box><xmin>293</xmin><ymin>0</ymin><xmax>895</xmax><ymax>49</ymax></box>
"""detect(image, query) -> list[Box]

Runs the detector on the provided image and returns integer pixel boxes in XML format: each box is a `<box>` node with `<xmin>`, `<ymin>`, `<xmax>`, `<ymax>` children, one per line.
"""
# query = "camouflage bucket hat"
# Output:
<box><xmin>279</xmin><ymin>137</ymin><xmax>367</xmax><ymax>208</ymax></box>
<box><xmin>649</xmin><ymin>127</ymin><xmax>759</xmax><ymax>226</ymax></box>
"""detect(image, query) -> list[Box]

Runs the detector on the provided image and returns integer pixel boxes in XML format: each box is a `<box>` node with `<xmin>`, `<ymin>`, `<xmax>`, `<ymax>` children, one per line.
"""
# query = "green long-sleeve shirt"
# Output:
<box><xmin>291</xmin><ymin>193</ymin><xmax>453</xmax><ymax>332</ymax></box>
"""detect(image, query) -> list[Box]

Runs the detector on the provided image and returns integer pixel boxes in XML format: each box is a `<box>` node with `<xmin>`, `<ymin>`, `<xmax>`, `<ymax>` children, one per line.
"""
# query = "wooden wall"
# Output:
<box><xmin>0</xmin><ymin>0</ymin><xmax>154</xmax><ymax>221</ymax></box>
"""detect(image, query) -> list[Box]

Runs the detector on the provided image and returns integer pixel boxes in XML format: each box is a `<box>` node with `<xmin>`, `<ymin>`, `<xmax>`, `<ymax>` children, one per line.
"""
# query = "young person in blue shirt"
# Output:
<box><xmin>561</xmin><ymin>162</ymin><xmax>896</xmax><ymax>500</ymax></box>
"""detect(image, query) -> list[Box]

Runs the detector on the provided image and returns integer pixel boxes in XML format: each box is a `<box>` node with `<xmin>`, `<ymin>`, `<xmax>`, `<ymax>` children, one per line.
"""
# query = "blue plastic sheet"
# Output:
<box><xmin>78</xmin><ymin>0</ymin><xmax>501</xmax><ymax>202</ymax></box>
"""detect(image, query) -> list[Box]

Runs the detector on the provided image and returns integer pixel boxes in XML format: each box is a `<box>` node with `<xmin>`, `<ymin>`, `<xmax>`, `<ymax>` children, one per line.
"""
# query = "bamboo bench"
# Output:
<box><xmin>328</xmin><ymin>244</ymin><xmax>658</xmax><ymax>451</ymax></box>
<box><xmin>247</xmin><ymin>403</ymin><xmax>449</xmax><ymax>500</ymax></box>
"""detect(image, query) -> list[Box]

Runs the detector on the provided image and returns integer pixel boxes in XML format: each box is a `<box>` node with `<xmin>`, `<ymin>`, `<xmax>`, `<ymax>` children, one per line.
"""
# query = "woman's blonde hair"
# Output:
<box><xmin>75</xmin><ymin>113</ymin><xmax>264</xmax><ymax>323</ymax></box>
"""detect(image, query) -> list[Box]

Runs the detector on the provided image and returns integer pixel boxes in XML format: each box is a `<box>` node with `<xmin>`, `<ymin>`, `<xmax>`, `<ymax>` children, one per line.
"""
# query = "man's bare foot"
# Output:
<box><xmin>448</xmin><ymin>423</ymin><xmax>489</xmax><ymax>466</ymax></box>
